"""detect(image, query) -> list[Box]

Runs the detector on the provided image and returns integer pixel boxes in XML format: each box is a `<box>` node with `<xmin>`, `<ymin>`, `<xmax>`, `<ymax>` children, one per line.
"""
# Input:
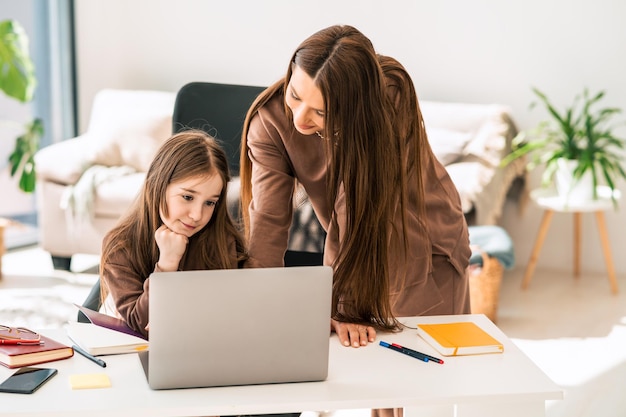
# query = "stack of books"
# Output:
<box><xmin>0</xmin><ymin>328</ymin><xmax>73</xmax><ymax>369</ymax></box>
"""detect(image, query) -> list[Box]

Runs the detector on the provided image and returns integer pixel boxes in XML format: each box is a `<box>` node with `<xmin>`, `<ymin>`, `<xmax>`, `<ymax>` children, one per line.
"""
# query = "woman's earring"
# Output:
<box><xmin>315</xmin><ymin>131</ymin><xmax>325</xmax><ymax>139</ymax></box>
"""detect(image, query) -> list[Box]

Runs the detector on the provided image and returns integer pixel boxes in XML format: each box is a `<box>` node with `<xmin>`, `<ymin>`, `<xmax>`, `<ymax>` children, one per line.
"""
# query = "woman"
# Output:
<box><xmin>240</xmin><ymin>25</ymin><xmax>471</xmax><ymax>350</ymax></box>
<box><xmin>101</xmin><ymin>130</ymin><xmax>247</xmax><ymax>338</ymax></box>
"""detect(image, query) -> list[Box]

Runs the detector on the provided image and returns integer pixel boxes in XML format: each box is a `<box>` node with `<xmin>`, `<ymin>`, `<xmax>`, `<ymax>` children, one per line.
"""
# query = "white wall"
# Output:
<box><xmin>74</xmin><ymin>0</ymin><xmax>626</xmax><ymax>277</ymax></box>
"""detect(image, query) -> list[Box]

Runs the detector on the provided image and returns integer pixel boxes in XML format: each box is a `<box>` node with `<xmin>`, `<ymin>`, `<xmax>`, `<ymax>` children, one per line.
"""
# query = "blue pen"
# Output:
<box><xmin>391</xmin><ymin>342</ymin><xmax>444</xmax><ymax>364</ymax></box>
<box><xmin>380</xmin><ymin>341</ymin><xmax>428</xmax><ymax>362</ymax></box>
<box><xmin>73</xmin><ymin>344</ymin><xmax>107</xmax><ymax>368</ymax></box>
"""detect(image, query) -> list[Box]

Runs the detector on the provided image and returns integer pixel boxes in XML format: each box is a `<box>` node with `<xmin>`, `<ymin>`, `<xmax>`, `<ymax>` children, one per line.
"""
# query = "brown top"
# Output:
<box><xmin>244</xmin><ymin>91</ymin><xmax>471</xmax><ymax>317</ymax></box>
<box><xmin>101</xmin><ymin>232</ymin><xmax>240</xmax><ymax>338</ymax></box>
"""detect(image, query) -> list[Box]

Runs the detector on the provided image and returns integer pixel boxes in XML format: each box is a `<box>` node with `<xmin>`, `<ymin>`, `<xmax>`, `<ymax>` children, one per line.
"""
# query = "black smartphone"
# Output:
<box><xmin>0</xmin><ymin>367</ymin><xmax>58</xmax><ymax>394</ymax></box>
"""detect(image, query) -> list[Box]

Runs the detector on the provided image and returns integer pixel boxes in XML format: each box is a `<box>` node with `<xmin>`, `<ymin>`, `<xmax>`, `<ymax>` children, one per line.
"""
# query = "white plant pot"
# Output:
<box><xmin>555</xmin><ymin>158</ymin><xmax>595</xmax><ymax>204</ymax></box>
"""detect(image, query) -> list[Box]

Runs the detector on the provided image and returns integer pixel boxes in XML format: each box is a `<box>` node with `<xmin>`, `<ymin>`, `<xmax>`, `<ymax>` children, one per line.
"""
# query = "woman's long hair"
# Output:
<box><xmin>101</xmin><ymin>130</ymin><xmax>247</xmax><ymax>301</ymax></box>
<box><xmin>240</xmin><ymin>25</ymin><xmax>428</xmax><ymax>331</ymax></box>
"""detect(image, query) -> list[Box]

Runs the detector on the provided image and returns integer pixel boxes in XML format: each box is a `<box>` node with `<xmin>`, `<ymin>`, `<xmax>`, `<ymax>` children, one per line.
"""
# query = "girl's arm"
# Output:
<box><xmin>101</xmin><ymin>250</ymin><xmax>153</xmax><ymax>339</ymax></box>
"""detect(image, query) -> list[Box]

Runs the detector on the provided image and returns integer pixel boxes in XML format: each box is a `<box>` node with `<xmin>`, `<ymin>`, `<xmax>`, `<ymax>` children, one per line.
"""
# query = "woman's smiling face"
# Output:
<box><xmin>285</xmin><ymin>65</ymin><xmax>325</xmax><ymax>136</ymax></box>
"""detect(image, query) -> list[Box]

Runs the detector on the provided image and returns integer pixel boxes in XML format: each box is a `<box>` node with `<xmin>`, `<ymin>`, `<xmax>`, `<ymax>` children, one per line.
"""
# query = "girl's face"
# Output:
<box><xmin>285</xmin><ymin>65</ymin><xmax>325</xmax><ymax>136</ymax></box>
<box><xmin>160</xmin><ymin>174</ymin><xmax>223</xmax><ymax>237</ymax></box>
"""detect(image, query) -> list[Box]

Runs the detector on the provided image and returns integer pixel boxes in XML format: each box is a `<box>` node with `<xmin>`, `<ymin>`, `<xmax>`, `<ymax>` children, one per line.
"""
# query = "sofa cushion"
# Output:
<box><xmin>427</xmin><ymin>127</ymin><xmax>472</xmax><ymax>165</ymax></box>
<box><xmin>35</xmin><ymin>136</ymin><xmax>94</xmax><ymax>185</ymax></box>
<box><xmin>91</xmin><ymin>130</ymin><xmax>169</xmax><ymax>173</ymax></box>
<box><xmin>93</xmin><ymin>172</ymin><xmax>146</xmax><ymax>218</ymax></box>
<box><xmin>86</xmin><ymin>89</ymin><xmax>175</xmax><ymax>172</ymax></box>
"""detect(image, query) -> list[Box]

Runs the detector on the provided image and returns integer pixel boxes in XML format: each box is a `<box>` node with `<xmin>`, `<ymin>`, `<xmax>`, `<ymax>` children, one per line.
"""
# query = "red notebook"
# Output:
<box><xmin>0</xmin><ymin>334</ymin><xmax>74</xmax><ymax>369</ymax></box>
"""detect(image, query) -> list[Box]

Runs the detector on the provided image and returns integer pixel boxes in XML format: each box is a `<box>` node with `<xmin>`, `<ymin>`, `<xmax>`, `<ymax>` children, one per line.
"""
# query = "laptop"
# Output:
<box><xmin>139</xmin><ymin>265</ymin><xmax>333</xmax><ymax>390</ymax></box>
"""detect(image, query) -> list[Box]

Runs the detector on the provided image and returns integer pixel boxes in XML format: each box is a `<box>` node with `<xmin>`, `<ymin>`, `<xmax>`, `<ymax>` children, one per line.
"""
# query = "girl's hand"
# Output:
<box><xmin>154</xmin><ymin>224</ymin><xmax>188</xmax><ymax>271</ymax></box>
<box><xmin>331</xmin><ymin>318</ymin><xmax>376</xmax><ymax>348</ymax></box>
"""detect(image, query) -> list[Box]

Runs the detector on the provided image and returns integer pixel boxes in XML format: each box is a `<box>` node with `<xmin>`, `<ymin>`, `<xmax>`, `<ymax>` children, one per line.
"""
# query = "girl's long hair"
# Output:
<box><xmin>101</xmin><ymin>130</ymin><xmax>247</xmax><ymax>301</ymax></box>
<box><xmin>240</xmin><ymin>26</ymin><xmax>428</xmax><ymax>331</ymax></box>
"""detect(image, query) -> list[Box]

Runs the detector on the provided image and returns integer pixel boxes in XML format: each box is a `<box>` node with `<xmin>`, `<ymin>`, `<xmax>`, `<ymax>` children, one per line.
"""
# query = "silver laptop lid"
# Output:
<box><xmin>146</xmin><ymin>265</ymin><xmax>332</xmax><ymax>389</ymax></box>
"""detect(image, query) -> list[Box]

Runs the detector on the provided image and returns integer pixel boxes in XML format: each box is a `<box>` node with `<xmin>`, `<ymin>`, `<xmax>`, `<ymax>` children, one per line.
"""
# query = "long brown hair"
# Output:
<box><xmin>101</xmin><ymin>130</ymin><xmax>247</xmax><ymax>301</ymax></box>
<box><xmin>240</xmin><ymin>25</ymin><xmax>429</xmax><ymax>331</ymax></box>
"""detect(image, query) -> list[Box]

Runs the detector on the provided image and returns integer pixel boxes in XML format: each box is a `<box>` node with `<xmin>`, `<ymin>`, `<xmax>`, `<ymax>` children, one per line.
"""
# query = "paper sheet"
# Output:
<box><xmin>69</xmin><ymin>373</ymin><xmax>111</xmax><ymax>390</ymax></box>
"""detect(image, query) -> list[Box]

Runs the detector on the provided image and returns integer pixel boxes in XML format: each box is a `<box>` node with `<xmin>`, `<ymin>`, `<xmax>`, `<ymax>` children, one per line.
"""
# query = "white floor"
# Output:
<box><xmin>499</xmin><ymin>267</ymin><xmax>626</xmax><ymax>417</ymax></box>
<box><xmin>1</xmin><ymin>246</ymin><xmax>625</xmax><ymax>417</ymax></box>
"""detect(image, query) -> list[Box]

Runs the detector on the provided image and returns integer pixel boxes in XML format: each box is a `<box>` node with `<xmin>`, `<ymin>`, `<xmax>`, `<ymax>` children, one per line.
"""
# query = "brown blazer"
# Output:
<box><xmin>244</xmin><ymin>92</ymin><xmax>471</xmax><ymax>317</ymax></box>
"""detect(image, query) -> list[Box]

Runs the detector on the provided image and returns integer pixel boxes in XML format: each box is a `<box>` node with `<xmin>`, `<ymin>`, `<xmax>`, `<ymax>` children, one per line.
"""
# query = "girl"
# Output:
<box><xmin>101</xmin><ymin>130</ymin><xmax>247</xmax><ymax>338</ymax></box>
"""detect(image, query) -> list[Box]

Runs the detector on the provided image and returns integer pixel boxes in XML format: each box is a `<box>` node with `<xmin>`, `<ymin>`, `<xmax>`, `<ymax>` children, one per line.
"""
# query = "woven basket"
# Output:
<box><xmin>469</xmin><ymin>250</ymin><xmax>504</xmax><ymax>323</ymax></box>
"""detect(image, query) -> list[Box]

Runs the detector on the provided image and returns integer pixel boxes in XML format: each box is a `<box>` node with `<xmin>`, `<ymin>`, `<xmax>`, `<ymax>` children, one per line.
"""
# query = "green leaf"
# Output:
<box><xmin>0</xmin><ymin>19</ymin><xmax>37</xmax><ymax>102</ymax></box>
<box><xmin>8</xmin><ymin>118</ymin><xmax>43</xmax><ymax>193</ymax></box>
<box><xmin>506</xmin><ymin>86</ymin><xmax>626</xmax><ymax>205</ymax></box>
<box><xmin>19</xmin><ymin>156</ymin><xmax>36</xmax><ymax>193</ymax></box>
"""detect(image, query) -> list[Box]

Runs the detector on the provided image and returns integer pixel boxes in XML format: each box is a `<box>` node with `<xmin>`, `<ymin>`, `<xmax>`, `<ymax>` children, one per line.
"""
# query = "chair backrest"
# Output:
<box><xmin>172</xmin><ymin>82</ymin><xmax>266</xmax><ymax>176</ymax></box>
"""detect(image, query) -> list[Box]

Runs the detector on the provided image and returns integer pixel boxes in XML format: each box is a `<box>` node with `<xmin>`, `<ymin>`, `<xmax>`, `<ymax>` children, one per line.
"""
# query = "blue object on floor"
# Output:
<box><xmin>468</xmin><ymin>225</ymin><xmax>515</xmax><ymax>269</ymax></box>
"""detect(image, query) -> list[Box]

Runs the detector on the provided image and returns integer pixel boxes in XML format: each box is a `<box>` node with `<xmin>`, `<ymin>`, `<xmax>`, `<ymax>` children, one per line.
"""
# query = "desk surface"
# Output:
<box><xmin>0</xmin><ymin>314</ymin><xmax>562</xmax><ymax>417</ymax></box>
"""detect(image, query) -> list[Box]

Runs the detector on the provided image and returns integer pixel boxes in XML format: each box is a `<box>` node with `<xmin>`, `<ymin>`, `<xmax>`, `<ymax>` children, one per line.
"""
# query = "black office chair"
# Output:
<box><xmin>77</xmin><ymin>279</ymin><xmax>101</xmax><ymax>322</ymax></box>
<box><xmin>172</xmin><ymin>81</ymin><xmax>265</xmax><ymax>177</ymax></box>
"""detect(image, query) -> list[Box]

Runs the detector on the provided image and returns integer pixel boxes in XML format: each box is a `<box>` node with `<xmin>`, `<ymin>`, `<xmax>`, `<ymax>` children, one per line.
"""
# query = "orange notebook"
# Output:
<box><xmin>416</xmin><ymin>322</ymin><xmax>504</xmax><ymax>356</ymax></box>
<box><xmin>0</xmin><ymin>334</ymin><xmax>74</xmax><ymax>369</ymax></box>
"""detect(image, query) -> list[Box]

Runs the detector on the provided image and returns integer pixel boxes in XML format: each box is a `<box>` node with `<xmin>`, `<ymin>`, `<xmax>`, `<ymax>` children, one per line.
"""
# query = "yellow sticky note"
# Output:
<box><xmin>69</xmin><ymin>373</ymin><xmax>112</xmax><ymax>390</ymax></box>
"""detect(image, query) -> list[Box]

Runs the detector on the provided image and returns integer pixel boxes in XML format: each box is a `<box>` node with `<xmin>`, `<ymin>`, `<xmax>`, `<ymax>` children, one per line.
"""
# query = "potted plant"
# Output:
<box><xmin>502</xmin><ymin>87</ymin><xmax>626</xmax><ymax>206</ymax></box>
<box><xmin>0</xmin><ymin>19</ymin><xmax>43</xmax><ymax>193</ymax></box>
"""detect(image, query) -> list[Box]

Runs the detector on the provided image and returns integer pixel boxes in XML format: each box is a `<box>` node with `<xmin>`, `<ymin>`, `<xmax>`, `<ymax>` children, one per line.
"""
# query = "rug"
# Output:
<box><xmin>0</xmin><ymin>274</ymin><xmax>97</xmax><ymax>329</ymax></box>
<box><xmin>1</xmin><ymin>245</ymin><xmax>100</xmax><ymax>329</ymax></box>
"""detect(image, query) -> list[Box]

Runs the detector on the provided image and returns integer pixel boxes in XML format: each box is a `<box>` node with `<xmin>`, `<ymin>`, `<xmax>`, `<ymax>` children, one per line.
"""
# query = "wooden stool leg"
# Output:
<box><xmin>573</xmin><ymin>212</ymin><xmax>582</xmax><ymax>278</ymax></box>
<box><xmin>522</xmin><ymin>209</ymin><xmax>554</xmax><ymax>289</ymax></box>
<box><xmin>594</xmin><ymin>211</ymin><xmax>619</xmax><ymax>294</ymax></box>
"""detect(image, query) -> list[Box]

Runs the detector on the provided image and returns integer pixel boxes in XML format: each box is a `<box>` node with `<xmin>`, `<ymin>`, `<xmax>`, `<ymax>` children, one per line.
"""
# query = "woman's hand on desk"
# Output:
<box><xmin>331</xmin><ymin>319</ymin><xmax>376</xmax><ymax>348</ymax></box>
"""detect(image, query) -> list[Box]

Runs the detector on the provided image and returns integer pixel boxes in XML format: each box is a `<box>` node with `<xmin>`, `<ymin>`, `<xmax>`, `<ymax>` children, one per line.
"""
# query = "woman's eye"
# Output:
<box><xmin>316</xmin><ymin>110</ymin><xmax>325</xmax><ymax>118</ymax></box>
<box><xmin>290</xmin><ymin>90</ymin><xmax>300</xmax><ymax>101</ymax></box>
<box><xmin>182</xmin><ymin>195</ymin><xmax>193</xmax><ymax>201</ymax></box>
<box><xmin>205</xmin><ymin>200</ymin><xmax>217</xmax><ymax>207</ymax></box>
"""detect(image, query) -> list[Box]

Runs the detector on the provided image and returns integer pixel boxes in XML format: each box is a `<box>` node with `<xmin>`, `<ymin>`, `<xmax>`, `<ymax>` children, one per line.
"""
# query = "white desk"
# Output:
<box><xmin>0</xmin><ymin>315</ymin><xmax>562</xmax><ymax>417</ymax></box>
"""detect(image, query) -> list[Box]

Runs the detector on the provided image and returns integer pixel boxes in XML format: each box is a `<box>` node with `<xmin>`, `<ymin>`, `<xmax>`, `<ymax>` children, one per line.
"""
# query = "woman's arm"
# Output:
<box><xmin>244</xmin><ymin>106</ymin><xmax>297</xmax><ymax>268</ymax></box>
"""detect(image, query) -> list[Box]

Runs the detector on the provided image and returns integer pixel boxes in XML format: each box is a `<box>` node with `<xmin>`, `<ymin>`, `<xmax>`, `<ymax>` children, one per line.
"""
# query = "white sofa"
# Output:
<box><xmin>420</xmin><ymin>100</ymin><xmax>526</xmax><ymax>225</ymax></box>
<box><xmin>34</xmin><ymin>87</ymin><xmax>525</xmax><ymax>269</ymax></box>
<box><xmin>34</xmin><ymin>89</ymin><xmax>176</xmax><ymax>269</ymax></box>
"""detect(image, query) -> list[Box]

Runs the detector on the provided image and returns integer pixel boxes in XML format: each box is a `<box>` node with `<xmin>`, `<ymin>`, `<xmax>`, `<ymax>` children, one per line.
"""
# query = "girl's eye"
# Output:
<box><xmin>316</xmin><ymin>110</ymin><xmax>325</xmax><ymax>118</ymax></box>
<box><xmin>290</xmin><ymin>90</ymin><xmax>300</xmax><ymax>101</ymax></box>
<box><xmin>205</xmin><ymin>200</ymin><xmax>217</xmax><ymax>207</ymax></box>
<box><xmin>182</xmin><ymin>195</ymin><xmax>193</xmax><ymax>201</ymax></box>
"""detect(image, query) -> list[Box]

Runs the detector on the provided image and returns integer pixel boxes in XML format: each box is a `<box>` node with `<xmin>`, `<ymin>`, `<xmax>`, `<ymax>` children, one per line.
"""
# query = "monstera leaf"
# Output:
<box><xmin>8</xmin><ymin>118</ymin><xmax>43</xmax><ymax>192</ymax></box>
<box><xmin>0</xmin><ymin>19</ymin><xmax>37</xmax><ymax>102</ymax></box>
<box><xmin>1</xmin><ymin>19</ymin><xmax>42</xmax><ymax>193</ymax></box>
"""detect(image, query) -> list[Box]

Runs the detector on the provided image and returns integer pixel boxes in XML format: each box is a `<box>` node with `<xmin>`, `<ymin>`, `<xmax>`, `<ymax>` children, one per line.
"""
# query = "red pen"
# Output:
<box><xmin>0</xmin><ymin>339</ymin><xmax>44</xmax><ymax>345</ymax></box>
